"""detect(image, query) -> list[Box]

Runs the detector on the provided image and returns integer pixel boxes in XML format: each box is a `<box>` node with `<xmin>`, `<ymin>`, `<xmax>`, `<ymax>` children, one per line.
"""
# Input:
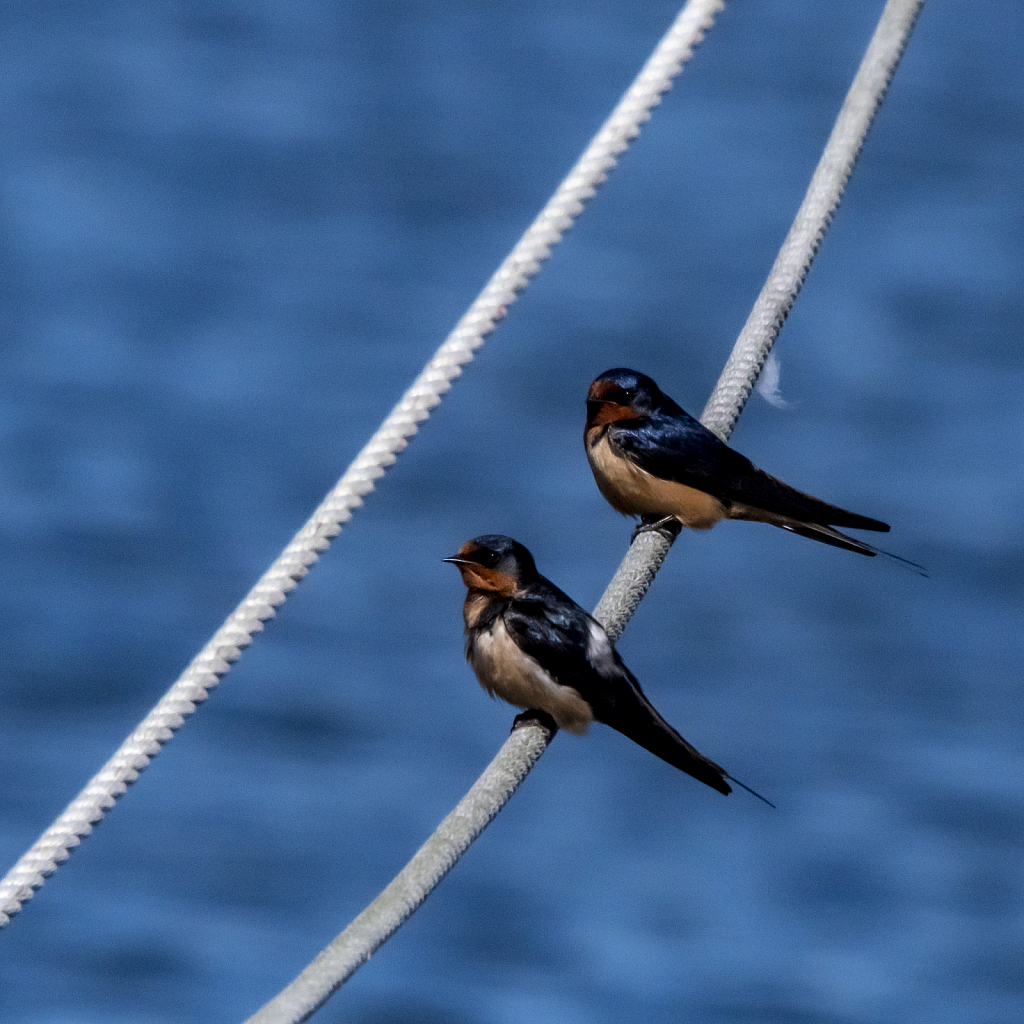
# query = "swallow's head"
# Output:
<box><xmin>586</xmin><ymin>368</ymin><xmax>662</xmax><ymax>427</ymax></box>
<box><xmin>443</xmin><ymin>535</ymin><xmax>538</xmax><ymax>595</ymax></box>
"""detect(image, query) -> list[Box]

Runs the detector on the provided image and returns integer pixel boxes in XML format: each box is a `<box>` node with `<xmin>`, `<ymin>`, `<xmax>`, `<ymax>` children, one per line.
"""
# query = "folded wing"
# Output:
<box><xmin>504</xmin><ymin>585</ymin><xmax>731</xmax><ymax>795</ymax></box>
<box><xmin>610</xmin><ymin>407</ymin><xmax>889</xmax><ymax>533</ymax></box>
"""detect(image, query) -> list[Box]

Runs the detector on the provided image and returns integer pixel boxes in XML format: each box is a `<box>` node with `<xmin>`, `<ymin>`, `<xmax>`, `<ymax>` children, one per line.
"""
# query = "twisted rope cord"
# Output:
<box><xmin>700</xmin><ymin>0</ymin><xmax>925</xmax><ymax>441</ymax></box>
<box><xmin>599</xmin><ymin>0</ymin><xmax>925</xmax><ymax>628</ymax></box>
<box><xmin>242</xmin><ymin>3</ymin><xmax>923</xmax><ymax>1021</ymax></box>
<box><xmin>0</xmin><ymin>0</ymin><xmax>725</xmax><ymax>931</ymax></box>
<box><xmin>246</xmin><ymin>725</ymin><xmax>553</xmax><ymax>1024</ymax></box>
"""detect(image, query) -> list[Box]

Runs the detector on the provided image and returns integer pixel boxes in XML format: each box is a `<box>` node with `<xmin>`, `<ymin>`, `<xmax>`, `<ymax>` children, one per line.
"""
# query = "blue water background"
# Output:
<box><xmin>1</xmin><ymin>2</ymin><xmax>1022</xmax><ymax>1021</ymax></box>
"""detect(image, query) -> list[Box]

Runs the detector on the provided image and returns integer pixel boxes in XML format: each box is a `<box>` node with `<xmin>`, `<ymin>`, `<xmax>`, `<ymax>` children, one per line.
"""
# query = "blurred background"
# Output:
<box><xmin>0</xmin><ymin>2</ymin><xmax>1021</xmax><ymax>1022</ymax></box>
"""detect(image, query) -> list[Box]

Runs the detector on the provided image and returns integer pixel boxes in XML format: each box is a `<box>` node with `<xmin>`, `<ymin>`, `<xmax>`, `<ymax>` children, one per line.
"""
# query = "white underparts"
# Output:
<box><xmin>586</xmin><ymin>432</ymin><xmax>727</xmax><ymax>528</ymax></box>
<box><xmin>468</xmin><ymin>619</ymin><xmax>594</xmax><ymax>735</ymax></box>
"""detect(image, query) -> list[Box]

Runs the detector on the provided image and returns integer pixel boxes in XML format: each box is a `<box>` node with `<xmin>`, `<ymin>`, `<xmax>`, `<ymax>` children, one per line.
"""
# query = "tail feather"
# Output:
<box><xmin>589</xmin><ymin>664</ymin><xmax>774</xmax><ymax>802</ymax></box>
<box><xmin>610</xmin><ymin>712</ymin><xmax>779</xmax><ymax>806</ymax></box>
<box><xmin>599</xmin><ymin>699</ymin><xmax>732</xmax><ymax>796</ymax></box>
<box><xmin>727</xmin><ymin>502</ymin><xmax>926</xmax><ymax>573</ymax></box>
<box><xmin>781</xmin><ymin>521</ymin><xmax>880</xmax><ymax>556</ymax></box>
<box><xmin>814</xmin><ymin>507</ymin><xmax>890</xmax><ymax>533</ymax></box>
<box><xmin>780</xmin><ymin>523</ymin><xmax>928</xmax><ymax>574</ymax></box>
<box><xmin>726</xmin><ymin>773</ymin><xmax>776</xmax><ymax>808</ymax></box>
<box><xmin>644</xmin><ymin>730</ymin><xmax>733</xmax><ymax>795</ymax></box>
<box><xmin>733</xmin><ymin>468</ymin><xmax>891</xmax><ymax>533</ymax></box>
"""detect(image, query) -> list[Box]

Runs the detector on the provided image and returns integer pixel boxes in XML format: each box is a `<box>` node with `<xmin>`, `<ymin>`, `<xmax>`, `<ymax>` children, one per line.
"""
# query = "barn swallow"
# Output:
<box><xmin>445</xmin><ymin>534</ymin><xmax>770</xmax><ymax>803</ymax></box>
<box><xmin>585</xmin><ymin>367</ymin><xmax>891</xmax><ymax>557</ymax></box>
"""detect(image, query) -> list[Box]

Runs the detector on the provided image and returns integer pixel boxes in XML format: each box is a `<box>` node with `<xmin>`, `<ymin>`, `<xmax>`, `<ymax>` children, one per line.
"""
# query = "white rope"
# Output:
<box><xmin>240</xmin><ymin>3</ymin><xmax>924</xmax><ymax>1020</ymax></box>
<box><xmin>597</xmin><ymin>0</ymin><xmax>926</xmax><ymax>633</ymax></box>
<box><xmin>700</xmin><ymin>0</ymin><xmax>925</xmax><ymax>441</ymax></box>
<box><xmin>0</xmin><ymin>0</ymin><xmax>726</xmax><ymax>931</ymax></box>
<box><xmin>245</xmin><ymin>725</ymin><xmax>553</xmax><ymax>1024</ymax></box>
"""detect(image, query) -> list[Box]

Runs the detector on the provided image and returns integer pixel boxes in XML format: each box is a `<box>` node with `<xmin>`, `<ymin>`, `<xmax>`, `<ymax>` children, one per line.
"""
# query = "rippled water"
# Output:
<box><xmin>1</xmin><ymin>3</ymin><xmax>1022</xmax><ymax>1022</ymax></box>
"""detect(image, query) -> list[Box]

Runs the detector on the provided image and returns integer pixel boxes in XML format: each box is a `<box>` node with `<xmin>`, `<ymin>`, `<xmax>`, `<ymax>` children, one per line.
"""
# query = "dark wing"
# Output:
<box><xmin>609</xmin><ymin>407</ymin><xmax>889</xmax><ymax>532</ymax></box>
<box><xmin>504</xmin><ymin>581</ymin><xmax>731</xmax><ymax>795</ymax></box>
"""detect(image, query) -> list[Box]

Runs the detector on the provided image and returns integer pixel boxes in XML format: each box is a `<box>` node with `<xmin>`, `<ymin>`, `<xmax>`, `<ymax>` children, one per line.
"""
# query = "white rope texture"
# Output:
<box><xmin>246</xmin><ymin>725</ymin><xmax>552</xmax><ymax>1024</ymax></box>
<box><xmin>700</xmin><ymin>0</ymin><xmax>925</xmax><ymax>441</ymax></box>
<box><xmin>599</xmin><ymin>0</ymin><xmax>926</xmax><ymax>629</ymax></box>
<box><xmin>0</xmin><ymin>0</ymin><xmax>726</xmax><ymax>929</ymax></box>
<box><xmin>241</xmin><ymin>3</ymin><xmax>924</xmax><ymax>1021</ymax></box>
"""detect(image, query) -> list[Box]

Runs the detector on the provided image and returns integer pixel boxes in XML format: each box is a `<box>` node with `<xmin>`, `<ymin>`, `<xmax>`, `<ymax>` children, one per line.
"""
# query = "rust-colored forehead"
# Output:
<box><xmin>587</xmin><ymin>378</ymin><xmax>621</xmax><ymax>401</ymax></box>
<box><xmin>454</xmin><ymin>539</ymin><xmax>484</xmax><ymax>560</ymax></box>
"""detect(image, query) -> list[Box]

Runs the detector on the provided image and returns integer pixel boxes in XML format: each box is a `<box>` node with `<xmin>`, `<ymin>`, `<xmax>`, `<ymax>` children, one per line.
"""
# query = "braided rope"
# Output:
<box><xmin>700</xmin><ymin>0</ymin><xmax>925</xmax><ymax>441</ymax></box>
<box><xmin>240</xmin><ymin>3</ymin><xmax>924</xmax><ymax>1020</ymax></box>
<box><xmin>597</xmin><ymin>0</ymin><xmax>926</xmax><ymax>636</ymax></box>
<box><xmin>246</xmin><ymin>725</ymin><xmax>553</xmax><ymax>1024</ymax></box>
<box><xmin>0</xmin><ymin>0</ymin><xmax>725</xmax><ymax>930</ymax></box>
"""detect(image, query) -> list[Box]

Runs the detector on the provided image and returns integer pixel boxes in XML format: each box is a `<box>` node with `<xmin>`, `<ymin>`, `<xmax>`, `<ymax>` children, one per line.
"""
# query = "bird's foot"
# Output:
<box><xmin>511</xmin><ymin>708</ymin><xmax>559</xmax><ymax>737</ymax></box>
<box><xmin>630</xmin><ymin>515</ymin><xmax>682</xmax><ymax>544</ymax></box>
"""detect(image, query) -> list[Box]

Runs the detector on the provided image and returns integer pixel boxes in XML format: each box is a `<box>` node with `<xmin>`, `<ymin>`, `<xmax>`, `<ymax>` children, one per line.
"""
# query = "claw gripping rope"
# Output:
<box><xmin>0</xmin><ymin>0</ymin><xmax>727</xmax><ymax>927</ymax></box>
<box><xmin>243</xmin><ymin>2</ymin><xmax>923</xmax><ymax>1022</ymax></box>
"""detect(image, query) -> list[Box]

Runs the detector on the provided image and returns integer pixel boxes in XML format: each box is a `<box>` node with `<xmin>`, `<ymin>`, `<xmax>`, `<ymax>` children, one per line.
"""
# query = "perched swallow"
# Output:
<box><xmin>585</xmin><ymin>367</ymin><xmax>891</xmax><ymax>556</ymax></box>
<box><xmin>445</xmin><ymin>534</ymin><xmax>769</xmax><ymax>802</ymax></box>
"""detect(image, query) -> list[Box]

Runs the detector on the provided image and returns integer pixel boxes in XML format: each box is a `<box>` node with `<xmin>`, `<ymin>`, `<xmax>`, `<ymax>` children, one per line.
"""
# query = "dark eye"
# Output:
<box><xmin>480</xmin><ymin>550</ymin><xmax>501</xmax><ymax>567</ymax></box>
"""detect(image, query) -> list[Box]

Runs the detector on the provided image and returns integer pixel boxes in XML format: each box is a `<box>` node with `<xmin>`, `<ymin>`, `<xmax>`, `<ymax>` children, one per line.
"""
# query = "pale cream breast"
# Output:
<box><xmin>586</xmin><ymin>431</ymin><xmax>727</xmax><ymax>529</ymax></box>
<box><xmin>468</xmin><ymin>619</ymin><xmax>594</xmax><ymax>735</ymax></box>
<box><xmin>462</xmin><ymin>591</ymin><xmax>491</xmax><ymax>630</ymax></box>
